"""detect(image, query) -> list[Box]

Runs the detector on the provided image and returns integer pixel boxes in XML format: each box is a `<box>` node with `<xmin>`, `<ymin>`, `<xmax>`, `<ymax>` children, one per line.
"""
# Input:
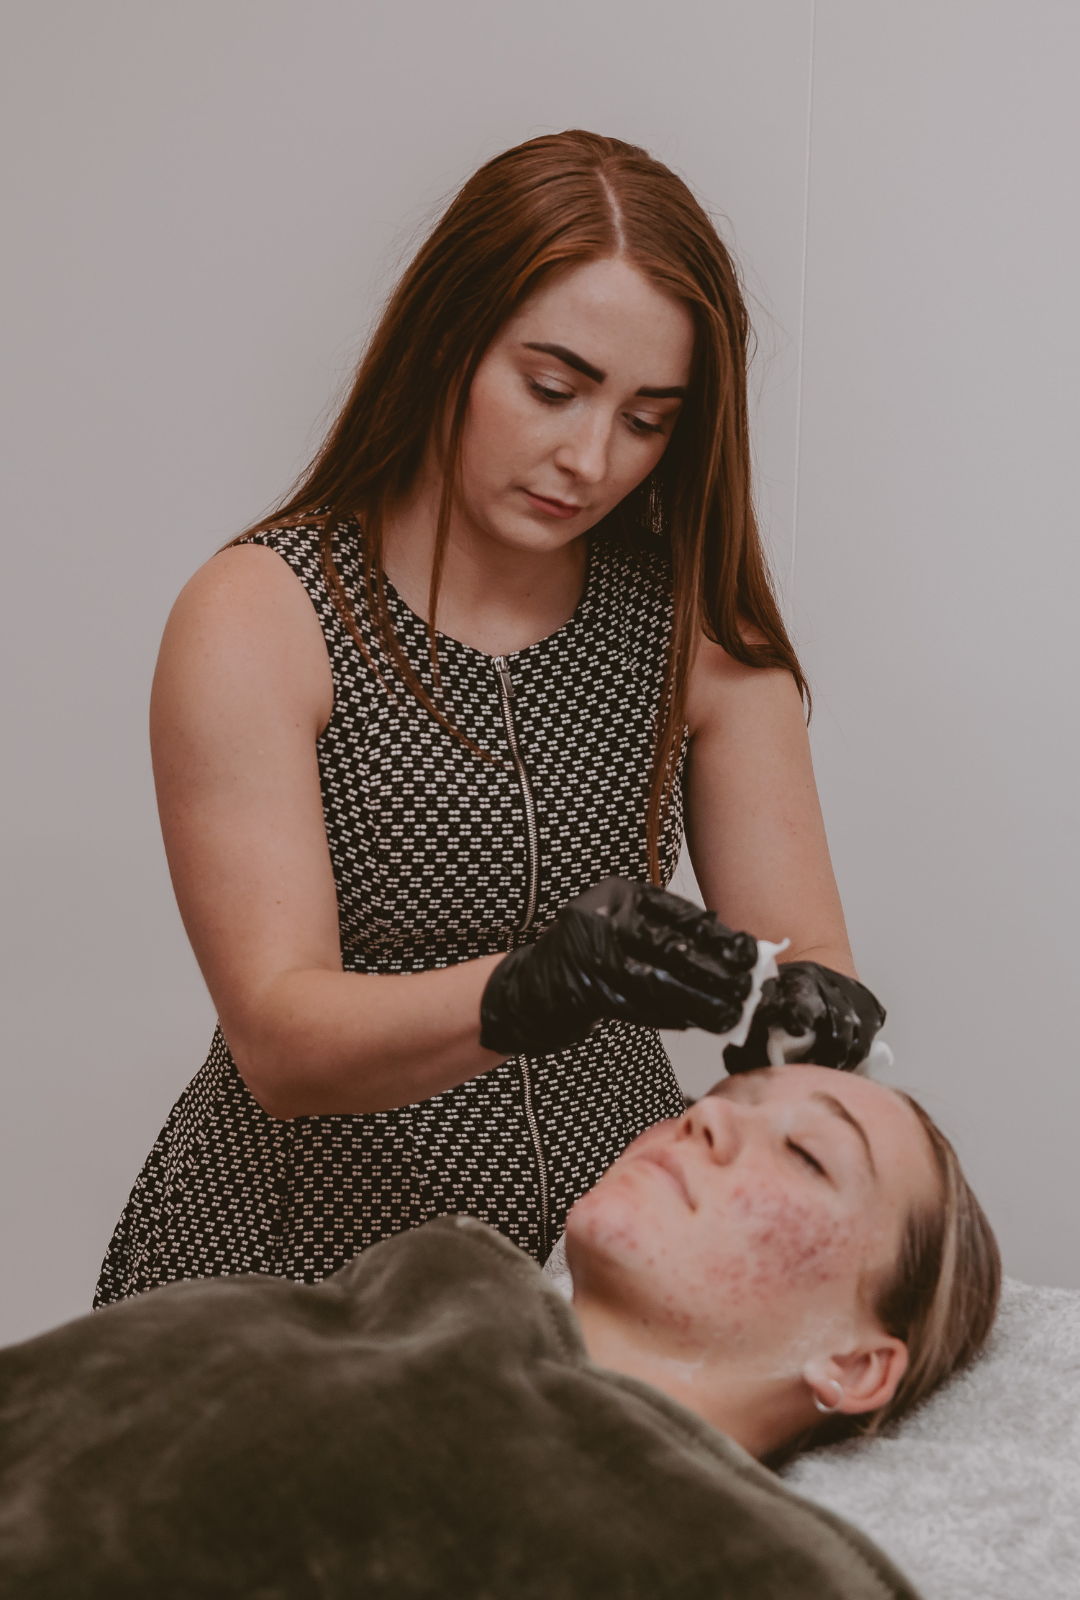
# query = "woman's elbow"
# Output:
<box><xmin>218</xmin><ymin>1008</ymin><xmax>320</xmax><ymax>1120</ymax></box>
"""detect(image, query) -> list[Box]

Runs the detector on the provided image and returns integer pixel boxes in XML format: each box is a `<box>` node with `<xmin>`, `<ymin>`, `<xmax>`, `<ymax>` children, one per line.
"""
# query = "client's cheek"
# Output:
<box><xmin>728</xmin><ymin>1184</ymin><xmax>858</xmax><ymax>1298</ymax></box>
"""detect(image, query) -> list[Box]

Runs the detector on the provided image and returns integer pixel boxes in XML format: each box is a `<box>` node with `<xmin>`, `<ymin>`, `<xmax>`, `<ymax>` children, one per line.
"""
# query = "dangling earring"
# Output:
<box><xmin>639</xmin><ymin>471</ymin><xmax>664</xmax><ymax>537</ymax></box>
<box><xmin>812</xmin><ymin>1378</ymin><xmax>845</xmax><ymax>1415</ymax></box>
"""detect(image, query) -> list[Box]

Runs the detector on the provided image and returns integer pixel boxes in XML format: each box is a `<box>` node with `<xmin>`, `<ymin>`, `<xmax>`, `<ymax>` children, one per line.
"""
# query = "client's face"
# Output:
<box><xmin>565</xmin><ymin>1066</ymin><xmax>939</xmax><ymax>1372</ymax></box>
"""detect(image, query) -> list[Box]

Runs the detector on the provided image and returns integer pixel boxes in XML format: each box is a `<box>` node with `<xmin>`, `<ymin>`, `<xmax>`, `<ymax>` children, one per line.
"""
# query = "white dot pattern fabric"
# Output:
<box><xmin>94</xmin><ymin>521</ymin><xmax>685</xmax><ymax>1306</ymax></box>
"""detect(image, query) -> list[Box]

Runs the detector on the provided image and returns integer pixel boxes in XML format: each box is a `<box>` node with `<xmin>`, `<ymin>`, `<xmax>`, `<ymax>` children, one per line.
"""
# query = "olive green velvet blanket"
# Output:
<box><xmin>0</xmin><ymin>1216</ymin><xmax>920</xmax><ymax>1598</ymax></box>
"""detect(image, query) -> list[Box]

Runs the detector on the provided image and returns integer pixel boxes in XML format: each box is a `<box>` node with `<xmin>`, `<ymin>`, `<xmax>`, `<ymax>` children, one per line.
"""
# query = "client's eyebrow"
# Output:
<box><xmin>811</xmin><ymin>1092</ymin><xmax>877</xmax><ymax>1178</ymax></box>
<box><xmin>523</xmin><ymin>342</ymin><xmax>686</xmax><ymax>399</ymax></box>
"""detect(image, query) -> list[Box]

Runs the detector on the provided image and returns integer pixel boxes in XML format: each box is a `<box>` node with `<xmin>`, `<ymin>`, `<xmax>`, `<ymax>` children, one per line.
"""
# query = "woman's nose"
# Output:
<box><xmin>686</xmin><ymin>1094</ymin><xmax>743</xmax><ymax>1165</ymax></box>
<box><xmin>554</xmin><ymin>411</ymin><xmax>610</xmax><ymax>484</ymax></box>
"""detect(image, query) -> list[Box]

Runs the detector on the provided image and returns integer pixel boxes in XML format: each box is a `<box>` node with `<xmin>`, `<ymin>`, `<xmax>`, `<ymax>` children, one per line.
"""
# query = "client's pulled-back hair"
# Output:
<box><xmin>800</xmin><ymin>1090</ymin><xmax>1001</xmax><ymax>1455</ymax></box>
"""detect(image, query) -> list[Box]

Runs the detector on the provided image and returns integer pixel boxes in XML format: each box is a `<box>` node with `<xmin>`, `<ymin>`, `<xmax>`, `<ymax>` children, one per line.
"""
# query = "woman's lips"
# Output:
<box><xmin>522</xmin><ymin>489</ymin><xmax>583</xmax><ymax>520</ymax></box>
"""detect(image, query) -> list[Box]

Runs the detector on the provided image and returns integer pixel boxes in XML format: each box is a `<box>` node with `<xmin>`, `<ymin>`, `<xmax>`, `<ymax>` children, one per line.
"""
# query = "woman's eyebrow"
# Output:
<box><xmin>811</xmin><ymin>1092</ymin><xmax>878</xmax><ymax>1178</ymax></box>
<box><xmin>524</xmin><ymin>342</ymin><xmax>605</xmax><ymax>383</ymax></box>
<box><xmin>522</xmin><ymin>341</ymin><xmax>686</xmax><ymax>399</ymax></box>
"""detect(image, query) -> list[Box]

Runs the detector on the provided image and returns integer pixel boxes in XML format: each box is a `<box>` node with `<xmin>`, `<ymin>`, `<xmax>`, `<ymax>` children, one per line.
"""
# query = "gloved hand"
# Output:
<box><xmin>722</xmin><ymin>962</ymin><xmax>886</xmax><ymax>1074</ymax></box>
<box><xmin>480</xmin><ymin>877</ymin><xmax>758</xmax><ymax>1057</ymax></box>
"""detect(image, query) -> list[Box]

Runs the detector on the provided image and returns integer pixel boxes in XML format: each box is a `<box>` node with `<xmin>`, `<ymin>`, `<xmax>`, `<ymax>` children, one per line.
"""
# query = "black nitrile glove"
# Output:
<box><xmin>723</xmin><ymin>962</ymin><xmax>886</xmax><ymax>1074</ymax></box>
<box><xmin>480</xmin><ymin>877</ymin><xmax>758</xmax><ymax>1058</ymax></box>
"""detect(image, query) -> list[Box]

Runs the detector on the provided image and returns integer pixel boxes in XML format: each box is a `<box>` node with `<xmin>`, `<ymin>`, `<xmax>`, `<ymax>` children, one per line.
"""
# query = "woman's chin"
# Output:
<box><xmin>565</xmin><ymin>1179</ymin><xmax>662</xmax><ymax>1278</ymax></box>
<box><xmin>454</xmin><ymin>489</ymin><xmax>593</xmax><ymax>555</ymax></box>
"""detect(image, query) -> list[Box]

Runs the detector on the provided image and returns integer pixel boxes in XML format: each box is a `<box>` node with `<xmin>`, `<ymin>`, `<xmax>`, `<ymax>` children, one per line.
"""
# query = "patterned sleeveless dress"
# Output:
<box><xmin>94</xmin><ymin>519</ymin><xmax>686</xmax><ymax>1306</ymax></box>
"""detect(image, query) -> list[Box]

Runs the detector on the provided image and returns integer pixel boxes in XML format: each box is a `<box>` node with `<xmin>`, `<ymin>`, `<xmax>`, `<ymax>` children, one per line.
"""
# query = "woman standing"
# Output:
<box><xmin>95</xmin><ymin>131</ymin><xmax>883</xmax><ymax>1305</ymax></box>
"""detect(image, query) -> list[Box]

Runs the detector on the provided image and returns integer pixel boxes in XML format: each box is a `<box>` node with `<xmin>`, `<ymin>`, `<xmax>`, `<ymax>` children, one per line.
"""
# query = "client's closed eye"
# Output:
<box><xmin>786</xmin><ymin>1139</ymin><xmax>827</xmax><ymax>1178</ymax></box>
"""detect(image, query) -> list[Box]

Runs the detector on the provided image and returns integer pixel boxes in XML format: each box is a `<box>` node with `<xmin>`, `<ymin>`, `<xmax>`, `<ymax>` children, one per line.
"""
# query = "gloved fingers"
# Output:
<box><xmin>623</xmin><ymin>886</ymin><xmax>759</xmax><ymax>977</ymax></box>
<box><xmin>646</xmin><ymin>941</ymin><xmax>757</xmax><ymax>1004</ymax></box>
<box><xmin>689</xmin><ymin>914</ymin><xmax>758</xmax><ymax>970</ymax></box>
<box><xmin>633</xmin><ymin>882</ymin><xmax>712</xmax><ymax>931</ymax></box>
<box><xmin>810</xmin><ymin>974</ymin><xmax>861</xmax><ymax>1066</ymax></box>
<box><xmin>821</xmin><ymin>969</ymin><xmax>885</xmax><ymax>1041</ymax></box>
<box><xmin>725</xmin><ymin>965</ymin><xmax>887</xmax><ymax>1075</ymax></box>
<box><xmin>725</xmin><ymin>969</ymin><xmax>845</xmax><ymax>1071</ymax></box>
<box><xmin>599</xmin><ymin>962</ymin><xmax>748</xmax><ymax>1034</ymax></box>
<box><xmin>744</xmin><ymin>987</ymin><xmax>808</xmax><ymax>1042</ymax></box>
<box><xmin>769</xmin><ymin>968</ymin><xmax>829</xmax><ymax>1027</ymax></box>
<box><xmin>684</xmin><ymin>990</ymin><xmax>754</xmax><ymax>1035</ymax></box>
<box><xmin>545</xmin><ymin>891</ymin><xmax>752</xmax><ymax>1032</ymax></box>
<box><xmin>769</xmin><ymin>1000</ymin><xmax>831</xmax><ymax>1046</ymax></box>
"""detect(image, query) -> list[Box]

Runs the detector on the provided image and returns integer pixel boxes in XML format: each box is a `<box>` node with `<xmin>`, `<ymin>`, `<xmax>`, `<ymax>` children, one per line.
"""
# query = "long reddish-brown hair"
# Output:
<box><xmin>237</xmin><ymin>130</ymin><xmax>806</xmax><ymax>882</ymax></box>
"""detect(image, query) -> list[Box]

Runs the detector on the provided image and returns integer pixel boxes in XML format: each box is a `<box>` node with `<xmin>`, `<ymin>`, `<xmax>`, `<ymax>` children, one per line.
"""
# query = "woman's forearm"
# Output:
<box><xmin>223</xmin><ymin>955</ymin><xmax>508</xmax><ymax>1119</ymax></box>
<box><xmin>777</xmin><ymin>941</ymin><xmax>858</xmax><ymax>981</ymax></box>
<box><xmin>684</xmin><ymin>648</ymin><xmax>859</xmax><ymax>985</ymax></box>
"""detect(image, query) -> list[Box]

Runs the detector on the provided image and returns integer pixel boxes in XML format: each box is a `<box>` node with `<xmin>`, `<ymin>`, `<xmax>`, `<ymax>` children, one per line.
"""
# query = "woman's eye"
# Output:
<box><xmin>527</xmin><ymin>378</ymin><xmax>572</xmax><ymax>404</ymax></box>
<box><xmin>626</xmin><ymin>414</ymin><xmax>665</xmax><ymax>437</ymax></box>
<box><xmin>787</xmin><ymin>1139</ymin><xmax>827</xmax><ymax>1177</ymax></box>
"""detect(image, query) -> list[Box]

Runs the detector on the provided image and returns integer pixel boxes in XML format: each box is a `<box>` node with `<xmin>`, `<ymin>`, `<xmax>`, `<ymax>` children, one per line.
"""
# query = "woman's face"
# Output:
<box><xmin>454</xmin><ymin>257</ymin><xmax>694</xmax><ymax>554</ymax></box>
<box><xmin>565</xmin><ymin>1067</ymin><xmax>940</xmax><ymax>1371</ymax></box>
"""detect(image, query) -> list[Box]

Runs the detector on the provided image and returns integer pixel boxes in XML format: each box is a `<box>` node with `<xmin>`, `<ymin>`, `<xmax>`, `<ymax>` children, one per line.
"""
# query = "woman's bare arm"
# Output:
<box><xmin>683</xmin><ymin>635</ymin><xmax>857</xmax><ymax>978</ymax></box>
<box><xmin>152</xmin><ymin>544</ymin><xmax>506</xmax><ymax>1120</ymax></box>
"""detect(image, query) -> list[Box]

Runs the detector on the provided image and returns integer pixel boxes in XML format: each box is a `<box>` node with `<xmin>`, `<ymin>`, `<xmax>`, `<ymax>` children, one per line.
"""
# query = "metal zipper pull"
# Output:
<box><xmin>494</xmin><ymin>655</ymin><xmax>514</xmax><ymax>699</ymax></box>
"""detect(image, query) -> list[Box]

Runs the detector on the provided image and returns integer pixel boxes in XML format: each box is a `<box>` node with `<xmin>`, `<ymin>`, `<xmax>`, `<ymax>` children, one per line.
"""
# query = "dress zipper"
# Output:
<box><xmin>493</xmin><ymin>656</ymin><xmax>539</xmax><ymax>933</ymax></box>
<box><xmin>493</xmin><ymin>654</ymin><xmax>549</xmax><ymax>1261</ymax></box>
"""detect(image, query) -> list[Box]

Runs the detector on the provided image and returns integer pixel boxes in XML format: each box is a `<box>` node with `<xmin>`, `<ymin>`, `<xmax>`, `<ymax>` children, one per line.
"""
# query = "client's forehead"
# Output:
<box><xmin>713</xmin><ymin>1064</ymin><xmax>893</xmax><ymax>1112</ymax></box>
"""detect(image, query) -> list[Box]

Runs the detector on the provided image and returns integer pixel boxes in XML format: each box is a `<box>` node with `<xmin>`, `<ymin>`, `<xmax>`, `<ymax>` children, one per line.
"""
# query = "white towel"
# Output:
<box><xmin>782</xmin><ymin>1277</ymin><xmax>1080</xmax><ymax>1600</ymax></box>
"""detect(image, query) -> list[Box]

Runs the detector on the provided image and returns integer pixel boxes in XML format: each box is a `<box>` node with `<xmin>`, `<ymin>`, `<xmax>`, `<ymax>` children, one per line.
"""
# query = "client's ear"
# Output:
<box><xmin>804</xmin><ymin>1335</ymin><xmax>909</xmax><ymax>1418</ymax></box>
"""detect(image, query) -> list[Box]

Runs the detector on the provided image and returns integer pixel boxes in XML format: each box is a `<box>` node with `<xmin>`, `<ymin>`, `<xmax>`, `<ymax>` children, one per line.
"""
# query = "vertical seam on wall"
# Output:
<box><xmin>789</xmin><ymin>0</ymin><xmax>817</xmax><ymax>613</ymax></box>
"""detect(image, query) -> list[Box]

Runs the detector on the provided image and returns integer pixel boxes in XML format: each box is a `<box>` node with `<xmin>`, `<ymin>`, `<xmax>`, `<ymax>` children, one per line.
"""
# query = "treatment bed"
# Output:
<box><xmin>780</xmin><ymin>1276</ymin><xmax>1080</xmax><ymax>1599</ymax></box>
<box><xmin>542</xmin><ymin>1241</ymin><xmax>1080</xmax><ymax>1598</ymax></box>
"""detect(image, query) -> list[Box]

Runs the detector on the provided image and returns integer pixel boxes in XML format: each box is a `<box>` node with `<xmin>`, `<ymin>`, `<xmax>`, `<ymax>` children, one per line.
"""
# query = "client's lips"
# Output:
<box><xmin>636</xmin><ymin>1147</ymin><xmax>695</xmax><ymax>1211</ymax></box>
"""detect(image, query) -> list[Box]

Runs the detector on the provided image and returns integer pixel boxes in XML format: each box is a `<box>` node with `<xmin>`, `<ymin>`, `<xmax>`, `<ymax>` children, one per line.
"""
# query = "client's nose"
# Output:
<box><xmin>686</xmin><ymin>1095</ymin><xmax>742</xmax><ymax>1166</ymax></box>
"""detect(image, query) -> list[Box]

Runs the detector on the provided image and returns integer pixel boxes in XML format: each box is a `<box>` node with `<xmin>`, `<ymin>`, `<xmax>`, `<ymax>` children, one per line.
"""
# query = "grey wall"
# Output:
<box><xmin>2</xmin><ymin>1</ymin><xmax>1077</xmax><ymax>1344</ymax></box>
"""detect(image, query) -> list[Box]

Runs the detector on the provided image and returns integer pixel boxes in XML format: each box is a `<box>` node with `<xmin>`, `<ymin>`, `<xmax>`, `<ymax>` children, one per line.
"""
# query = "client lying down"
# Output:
<box><xmin>555</xmin><ymin>1064</ymin><xmax>1000</xmax><ymax>1460</ymax></box>
<box><xmin>0</xmin><ymin>1066</ymin><xmax>999</xmax><ymax>1599</ymax></box>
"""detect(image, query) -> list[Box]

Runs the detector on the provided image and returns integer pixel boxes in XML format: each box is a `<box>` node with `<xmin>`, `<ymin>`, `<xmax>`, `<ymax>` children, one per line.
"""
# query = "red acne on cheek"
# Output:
<box><xmin>735</xmin><ymin>1187</ymin><xmax>857</xmax><ymax>1296</ymax></box>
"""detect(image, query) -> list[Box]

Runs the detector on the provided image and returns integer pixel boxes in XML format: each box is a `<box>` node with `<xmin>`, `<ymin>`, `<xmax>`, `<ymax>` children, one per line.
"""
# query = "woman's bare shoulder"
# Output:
<box><xmin>171</xmin><ymin>540</ymin><xmax>315</xmax><ymax>620</ymax></box>
<box><xmin>686</xmin><ymin>627</ymin><xmax>801</xmax><ymax>736</ymax></box>
<box><xmin>156</xmin><ymin>542</ymin><xmax>334</xmax><ymax>736</ymax></box>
